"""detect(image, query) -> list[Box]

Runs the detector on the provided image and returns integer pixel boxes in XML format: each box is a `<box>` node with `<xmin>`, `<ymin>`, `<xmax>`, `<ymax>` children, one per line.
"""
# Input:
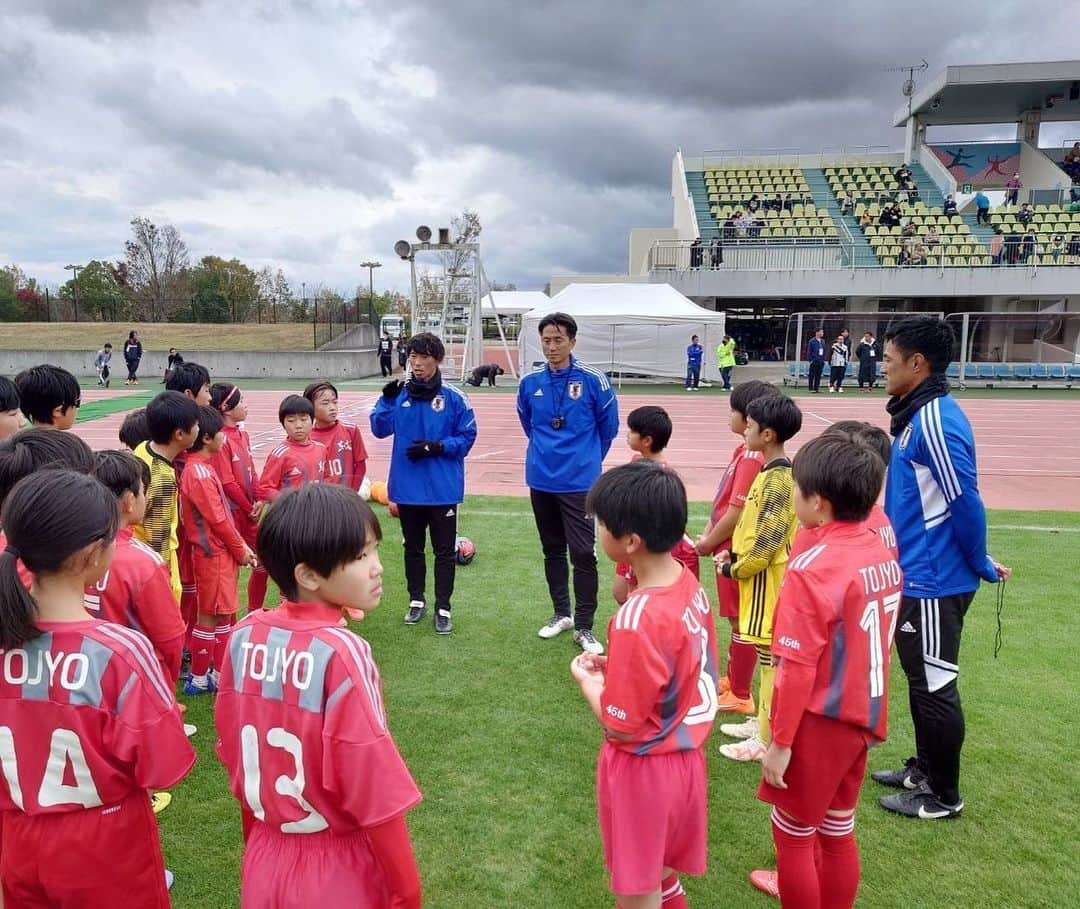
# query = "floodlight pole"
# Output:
<box><xmin>360</xmin><ymin>261</ymin><xmax>381</xmax><ymax>328</ymax></box>
<box><xmin>65</xmin><ymin>264</ymin><xmax>82</xmax><ymax>322</ymax></box>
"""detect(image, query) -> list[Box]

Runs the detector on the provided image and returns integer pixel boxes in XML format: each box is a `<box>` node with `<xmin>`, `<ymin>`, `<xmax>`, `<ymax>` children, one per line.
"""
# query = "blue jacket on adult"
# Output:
<box><xmin>885</xmin><ymin>393</ymin><xmax>998</xmax><ymax>598</ymax></box>
<box><xmin>808</xmin><ymin>336</ymin><xmax>826</xmax><ymax>363</ymax></box>
<box><xmin>516</xmin><ymin>355</ymin><xmax>619</xmax><ymax>494</ymax></box>
<box><xmin>370</xmin><ymin>378</ymin><xmax>477</xmax><ymax>505</ymax></box>
<box><xmin>686</xmin><ymin>343</ymin><xmax>704</xmax><ymax>366</ymax></box>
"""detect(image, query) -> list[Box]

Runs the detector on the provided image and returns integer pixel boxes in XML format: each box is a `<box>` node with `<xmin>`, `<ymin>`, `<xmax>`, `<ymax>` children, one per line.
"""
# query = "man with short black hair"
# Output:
<box><xmin>807</xmin><ymin>329</ymin><xmax>826</xmax><ymax>393</ymax></box>
<box><xmin>874</xmin><ymin>316</ymin><xmax>1010</xmax><ymax>820</ymax></box>
<box><xmin>517</xmin><ymin>312</ymin><xmax>619</xmax><ymax>654</ymax></box>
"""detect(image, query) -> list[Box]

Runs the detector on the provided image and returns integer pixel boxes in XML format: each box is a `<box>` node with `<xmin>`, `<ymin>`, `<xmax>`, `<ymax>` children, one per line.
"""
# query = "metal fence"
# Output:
<box><xmin>650</xmin><ymin>237</ymin><xmax>853</xmax><ymax>273</ymax></box>
<box><xmin>783</xmin><ymin>311</ymin><xmax>945</xmax><ymax>363</ymax></box>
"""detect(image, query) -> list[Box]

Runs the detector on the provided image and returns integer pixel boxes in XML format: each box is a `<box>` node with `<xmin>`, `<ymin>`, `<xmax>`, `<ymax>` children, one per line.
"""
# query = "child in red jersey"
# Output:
<box><xmin>573</xmin><ymin>460</ymin><xmax>718</xmax><ymax>909</ymax></box>
<box><xmin>694</xmin><ymin>380</ymin><xmax>777</xmax><ymax>718</ymax></box>
<box><xmin>215</xmin><ymin>484</ymin><xmax>422</xmax><ymax>909</ymax></box>
<box><xmin>87</xmin><ymin>451</ymin><xmax>186</xmax><ymax>681</ymax></box>
<box><xmin>755</xmin><ymin>435</ymin><xmax>902</xmax><ymax>909</ymax></box>
<box><xmin>257</xmin><ymin>395</ymin><xmax>326</xmax><ymax>502</ymax></box>
<box><xmin>0</xmin><ymin>470</ymin><xmax>194</xmax><ymax>907</ymax></box>
<box><xmin>305</xmin><ymin>381</ymin><xmax>369</xmax><ymax>491</ymax></box>
<box><xmin>210</xmin><ymin>383</ymin><xmax>270</xmax><ymax>612</ymax></box>
<box><xmin>0</xmin><ymin>377</ymin><xmax>24</xmax><ymax>441</ymax></box>
<box><xmin>179</xmin><ymin>406</ymin><xmax>256</xmax><ymax>696</ymax></box>
<box><xmin>822</xmin><ymin>421</ymin><xmax>898</xmax><ymax>557</ymax></box>
<box><xmin>612</xmin><ymin>406</ymin><xmax>698</xmax><ymax>606</ymax></box>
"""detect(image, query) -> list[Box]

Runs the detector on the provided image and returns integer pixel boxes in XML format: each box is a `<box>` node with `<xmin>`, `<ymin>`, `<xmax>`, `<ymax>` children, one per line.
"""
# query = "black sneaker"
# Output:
<box><xmin>180</xmin><ymin>648</ymin><xmax>191</xmax><ymax>677</ymax></box>
<box><xmin>871</xmin><ymin>756</ymin><xmax>927</xmax><ymax>790</ymax></box>
<box><xmin>404</xmin><ymin>601</ymin><xmax>426</xmax><ymax>625</ymax></box>
<box><xmin>879</xmin><ymin>786</ymin><xmax>963</xmax><ymax>819</ymax></box>
<box><xmin>434</xmin><ymin>609</ymin><xmax>453</xmax><ymax>635</ymax></box>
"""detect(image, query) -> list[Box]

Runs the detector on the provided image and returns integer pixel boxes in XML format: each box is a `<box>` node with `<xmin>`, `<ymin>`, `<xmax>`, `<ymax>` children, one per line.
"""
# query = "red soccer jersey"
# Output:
<box><xmin>257</xmin><ymin>439</ymin><xmax>327</xmax><ymax>502</ymax></box>
<box><xmin>311</xmin><ymin>421</ymin><xmax>368</xmax><ymax>492</ymax></box>
<box><xmin>771</xmin><ymin>521</ymin><xmax>903</xmax><ymax>743</ymax></box>
<box><xmin>179</xmin><ymin>453</ymin><xmax>248</xmax><ymax>562</ymax></box>
<box><xmin>214</xmin><ymin>602</ymin><xmax>422</xmax><ymax>834</ymax></box>
<box><xmin>0</xmin><ymin>620</ymin><xmax>195</xmax><ymax>814</ymax></box>
<box><xmin>863</xmin><ymin>503</ymin><xmax>898</xmax><ymax>557</ymax></box>
<box><xmin>709</xmin><ymin>442</ymin><xmax>765</xmax><ymax>553</ymax></box>
<box><xmin>84</xmin><ymin>527</ymin><xmax>186</xmax><ymax>680</ymax></box>
<box><xmin>601</xmin><ymin>567</ymin><xmax>719</xmax><ymax>756</ymax></box>
<box><xmin>213</xmin><ymin>423</ymin><xmax>258</xmax><ymax>516</ymax></box>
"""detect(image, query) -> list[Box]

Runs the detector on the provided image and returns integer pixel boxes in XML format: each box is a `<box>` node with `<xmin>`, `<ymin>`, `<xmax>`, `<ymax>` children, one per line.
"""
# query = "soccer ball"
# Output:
<box><xmin>455</xmin><ymin>536</ymin><xmax>476</xmax><ymax>565</ymax></box>
<box><xmin>369</xmin><ymin>480</ymin><xmax>389</xmax><ymax>505</ymax></box>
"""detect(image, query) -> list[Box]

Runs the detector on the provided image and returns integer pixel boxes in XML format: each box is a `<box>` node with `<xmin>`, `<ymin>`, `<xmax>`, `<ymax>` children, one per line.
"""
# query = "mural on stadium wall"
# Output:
<box><xmin>929</xmin><ymin>143</ymin><xmax>1021</xmax><ymax>188</ymax></box>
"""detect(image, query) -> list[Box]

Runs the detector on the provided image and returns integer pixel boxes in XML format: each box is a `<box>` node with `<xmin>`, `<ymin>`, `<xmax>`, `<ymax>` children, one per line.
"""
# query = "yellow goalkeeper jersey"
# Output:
<box><xmin>730</xmin><ymin>457</ymin><xmax>797</xmax><ymax>644</ymax></box>
<box><xmin>132</xmin><ymin>441</ymin><xmax>181</xmax><ymax>599</ymax></box>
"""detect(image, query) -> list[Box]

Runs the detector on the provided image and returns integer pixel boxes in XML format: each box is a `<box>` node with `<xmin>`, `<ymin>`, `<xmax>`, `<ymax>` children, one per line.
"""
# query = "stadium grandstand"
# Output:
<box><xmin>555</xmin><ymin>60</ymin><xmax>1080</xmax><ymax>386</ymax></box>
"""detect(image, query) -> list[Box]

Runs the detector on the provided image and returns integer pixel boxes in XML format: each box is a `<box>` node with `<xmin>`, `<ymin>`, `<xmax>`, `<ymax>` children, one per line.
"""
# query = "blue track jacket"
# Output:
<box><xmin>516</xmin><ymin>356</ymin><xmax>620</xmax><ymax>494</ymax></box>
<box><xmin>885</xmin><ymin>394</ymin><xmax>998</xmax><ymax>598</ymax></box>
<box><xmin>370</xmin><ymin>383</ymin><xmax>477</xmax><ymax>505</ymax></box>
<box><xmin>808</xmin><ymin>337</ymin><xmax>826</xmax><ymax>364</ymax></box>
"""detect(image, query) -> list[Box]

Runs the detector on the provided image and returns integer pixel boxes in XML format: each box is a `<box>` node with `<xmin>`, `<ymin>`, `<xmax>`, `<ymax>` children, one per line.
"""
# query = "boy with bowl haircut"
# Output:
<box><xmin>258</xmin><ymin>395</ymin><xmax>327</xmax><ymax>503</ymax></box>
<box><xmin>13</xmin><ymin>364</ymin><xmax>81</xmax><ymax>429</ymax></box>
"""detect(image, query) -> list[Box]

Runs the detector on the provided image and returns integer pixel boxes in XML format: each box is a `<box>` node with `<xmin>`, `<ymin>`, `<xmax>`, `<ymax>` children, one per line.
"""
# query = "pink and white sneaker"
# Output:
<box><xmin>749</xmin><ymin>869</ymin><xmax>779</xmax><ymax>899</ymax></box>
<box><xmin>718</xmin><ymin>735</ymin><xmax>766</xmax><ymax>762</ymax></box>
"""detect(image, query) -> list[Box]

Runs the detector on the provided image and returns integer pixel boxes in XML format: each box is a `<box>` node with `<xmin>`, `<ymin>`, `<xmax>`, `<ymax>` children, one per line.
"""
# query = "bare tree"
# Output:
<box><xmin>124</xmin><ymin>217</ymin><xmax>190</xmax><ymax>321</ymax></box>
<box><xmin>439</xmin><ymin>209</ymin><xmax>481</xmax><ymax>295</ymax></box>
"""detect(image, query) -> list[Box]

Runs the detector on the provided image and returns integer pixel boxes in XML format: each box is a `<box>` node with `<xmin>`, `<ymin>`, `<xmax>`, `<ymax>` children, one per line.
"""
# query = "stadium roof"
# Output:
<box><xmin>894</xmin><ymin>60</ymin><xmax>1080</xmax><ymax>127</ymax></box>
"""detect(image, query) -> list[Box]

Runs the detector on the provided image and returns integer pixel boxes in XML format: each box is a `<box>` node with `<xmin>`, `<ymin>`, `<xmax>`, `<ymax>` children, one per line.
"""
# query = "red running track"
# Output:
<box><xmin>72</xmin><ymin>388</ymin><xmax>1080</xmax><ymax>511</ymax></box>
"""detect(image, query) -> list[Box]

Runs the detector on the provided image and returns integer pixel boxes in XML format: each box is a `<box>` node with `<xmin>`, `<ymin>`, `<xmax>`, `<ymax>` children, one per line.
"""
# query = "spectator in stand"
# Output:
<box><xmin>894</xmin><ymin>163</ymin><xmax>912</xmax><ymax>184</ymax></box>
<box><xmin>989</xmin><ymin>228</ymin><xmax>1005</xmax><ymax>264</ymax></box>
<box><xmin>1068</xmin><ymin>232</ymin><xmax>1080</xmax><ymax>259</ymax></box>
<box><xmin>1050</xmin><ymin>234</ymin><xmax>1066</xmax><ymax>261</ymax></box>
<box><xmin>710</xmin><ymin>235</ymin><xmax>724</xmax><ymax>268</ymax></box>
<box><xmin>1065</xmin><ymin>142</ymin><xmax>1080</xmax><ymax>176</ymax></box>
<box><xmin>898</xmin><ymin>241</ymin><xmax>913</xmax><ymax>267</ymax></box>
<box><xmin>829</xmin><ymin>333</ymin><xmax>848</xmax><ymax>393</ymax></box>
<box><xmin>838</xmin><ymin>191</ymin><xmax>854</xmax><ymax>215</ymax></box>
<box><xmin>770</xmin><ymin>192</ymin><xmax>784</xmax><ymax>213</ymax></box>
<box><xmin>735</xmin><ymin>210</ymin><xmax>753</xmax><ymax>235</ymax></box>
<box><xmin>878</xmin><ymin>207</ymin><xmax>896</xmax><ymax>228</ymax></box>
<box><xmin>911</xmin><ymin>241</ymin><xmax>928</xmax><ymax>267</ymax></box>
<box><xmin>807</xmin><ymin>328</ymin><xmax>827</xmax><ymax>393</ymax></box>
<box><xmin>749</xmin><ymin>216</ymin><xmax>765</xmax><ymax>239</ymax></box>
<box><xmin>1004</xmin><ymin>228</ymin><xmax>1022</xmax><ymax>265</ymax></box>
<box><xmin>782</xmin><ymin>193</ymin><xmax>794</xmax><ymax>213</ymax></box>
<box><xmin>1017</xmin><ymin>202</ymin><xmax>1034</xmax><ymax>226</ymax></box>
<box><xmin>689</xmin><ymin>237</ymin><xmax>703</xmax><ymax>269</ymax></box>
<box><xmin>925</xmin><ymin>225</ymin><xmax>941</xmax><ymax>247</ymax></box>
<box><xmin>974</xmin><ymin>190</ymin><xmax>991</xmax><ymax>225</ymax></box>
<box><xmin>1005</xmin><ymin>172</ymin><xmax>1022</xmax><ymax>206</ymax></box>
<box><xmin>856</xmin><ymin>331</ymin><xmax>879</xmax><ymax>391</ymax></box>
<box><xmin>901</xmin><ymin>221</ymin><xmax>917</xmax><ymax>238</ymax></box>
<box><xmin>943</xmin><ymin>194</ymin><xmax>958</xmax><ymax>217</ymax></box>
<box><xmin>859</xmin><ymin>209</ymin><xmax>873</xmax><ymax>228</ymax></box>
<box><xmin>1020</xmin><ymin>228</ymin><xmax>1037</xmax><ymax>263</ymax></box>
<box><xmin>747</xmin><ymin>194</ymin><xmax>761</xmax><ymax>214</ymax></box>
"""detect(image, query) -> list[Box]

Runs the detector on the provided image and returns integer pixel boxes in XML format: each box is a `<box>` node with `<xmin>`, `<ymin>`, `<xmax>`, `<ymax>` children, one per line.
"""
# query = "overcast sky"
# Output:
<box><xmin>2</xmin><ymin>0</ymin><xmax>1078</xmax><ymax>295</ymax></box>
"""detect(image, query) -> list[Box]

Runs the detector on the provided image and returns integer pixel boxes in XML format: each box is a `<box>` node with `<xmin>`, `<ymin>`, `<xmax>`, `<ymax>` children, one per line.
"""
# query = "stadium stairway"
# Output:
<box><xmin>908</xmin><ymin>161</ymin><xmax>994</xmax><ymax>253</ymax></box>
<box><xmin>685</xmin><ymin>171</ymin><xmax>718</xmax><ymax>238</ymax></box>
<box><xmin>803</xmin><ymin>168</ymin><xmax>877</xmax><ymax>266</ymax></box>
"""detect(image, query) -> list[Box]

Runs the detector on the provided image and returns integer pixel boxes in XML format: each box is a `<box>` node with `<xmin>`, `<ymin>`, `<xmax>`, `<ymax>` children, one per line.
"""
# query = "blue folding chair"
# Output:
<box><xmin>977</xmin><ymin>364</ymin><xmax>996</xmax><ymax>380</ymax></box>
<box><xmin>1047</xmin><ymin>365</ymin><xmax>1067</xmax><ymax>380</ymax></box>
<box><xmin>946</xmin><ymin>364</ymin><xmax>960</xmax><ymax>379</ymax></box>
<box><xmin>1030</xmin><ymin>364</ymin><xmax>1050</xmax><ymax>379</ymax></box>
<box><xmin>994</xmin><ymin>364</ymin><xmax>1012</xmax><ymax>380</ymax></box>
<box><xmin>1012</xmin><ymin>364</ymin><xmax>1032</xmax><ymax>380</ymax></box>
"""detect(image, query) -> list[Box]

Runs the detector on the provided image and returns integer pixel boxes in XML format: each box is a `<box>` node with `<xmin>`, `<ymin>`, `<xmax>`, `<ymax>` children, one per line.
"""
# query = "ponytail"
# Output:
<box><xmin>0</xmin><ymin>427</ymin><xmax>94</xmax><ymax>511</ymax></box>
<box><xmin>0</xmin><ymin>471</ymin><xmax>118</xmax><ymax>648</ymax></box>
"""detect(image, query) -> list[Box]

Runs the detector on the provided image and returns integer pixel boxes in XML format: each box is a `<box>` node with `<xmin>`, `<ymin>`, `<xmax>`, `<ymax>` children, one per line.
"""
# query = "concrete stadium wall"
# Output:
<box><xmin>0</xmin><ymin>348</ymin><xmax>380</xmax><ymax>380</ymax></box>
<box><xmin>319</xmin><ymin>324</ymin><xmax>378</xmax><ymax>350</ymax></box>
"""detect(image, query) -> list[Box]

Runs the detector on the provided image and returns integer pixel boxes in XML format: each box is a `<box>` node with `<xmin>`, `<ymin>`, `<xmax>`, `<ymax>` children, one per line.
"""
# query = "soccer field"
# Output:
<box><xmin>161</xmin><ymin>497</ymin><xmax>1080</xmax><ymax>909</ymax></box>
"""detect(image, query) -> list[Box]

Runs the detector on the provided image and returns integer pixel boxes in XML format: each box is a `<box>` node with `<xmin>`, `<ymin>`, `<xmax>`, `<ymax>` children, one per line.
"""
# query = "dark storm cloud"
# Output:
<box><xmin>0</xmin><ymin>41</ymin><xmax>38</xmax><ymax>105</ymax></box>
<box><xmin>93</xmin><ymin>66</ymin><xmax>416</xmax><ymax>198</ymax></box>
<box><xmin>12</xmin><ymin>0</ymin><xmax>201</xmax><ymax>34</ymax></box>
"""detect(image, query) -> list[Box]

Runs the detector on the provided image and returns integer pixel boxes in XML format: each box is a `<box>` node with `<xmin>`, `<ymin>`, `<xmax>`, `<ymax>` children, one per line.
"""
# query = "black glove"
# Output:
<box><xmin>382</xmin><ymin>379</ymin><xmax>404</xmax><ymax>401</ymax></box>
<box><xmin>406</xmin><ymin>439</ymin><xmax>444</xmax><ymax>461</ymax></box>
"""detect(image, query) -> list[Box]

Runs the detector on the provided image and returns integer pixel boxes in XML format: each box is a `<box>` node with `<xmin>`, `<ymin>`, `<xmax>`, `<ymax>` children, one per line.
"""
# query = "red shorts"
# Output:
<box><xmin>715</xmin><ymin>573</ymin><xmax>739</xmax><ymax>618</ymax></box>
<box><xmin>242</xmin><ymin>822</ymin><xmax>390</xmax><ymax>909</ymax></box>
<box><xmin>757</xmin><ymin>711</ymin><xmax>871</xmax><ymax>827</ymax></box>
<box><xmin>596</xmin><ymin>742</ymin><xmax>708</xmax><ymax>896</ymax></box>
<box><xmin>194</xmin><ymin>549</ymin><xmax>240</xmax><ymax>616</ymax></box>
<box><xmin>1</xmin><ymin>790</ymin><xmax>168</xmax><ymax>908</ymax></box>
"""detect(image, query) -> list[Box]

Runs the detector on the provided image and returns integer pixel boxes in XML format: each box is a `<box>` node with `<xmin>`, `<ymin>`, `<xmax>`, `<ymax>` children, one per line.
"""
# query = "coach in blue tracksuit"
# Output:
<box><xmin>874</xmin><ymin>316</ymin><xmax>1010</xmax><ymax>820</ymax></box>
<box><xmin>807</xmin><ymin>328</ymin><xmax>826</xmax><ymax>392</ymax></box>
<box><xmin>371</xmin><ymin>332</ymin><xmax>477</xmax><ymax>635</ymax></box>
<box><xmin>517</xmin><ymin>312</ymin><xmax>619</xmax><ymax>655</ymax></box>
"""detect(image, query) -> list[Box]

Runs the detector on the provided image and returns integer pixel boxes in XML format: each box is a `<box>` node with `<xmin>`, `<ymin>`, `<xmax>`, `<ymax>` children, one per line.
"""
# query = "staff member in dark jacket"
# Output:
<box><xmin>370</xmin><ymin>332</ymin><xmax>478</xmax><ymax>634</ymax></box>
<box><xmin>123</xmin><ymin>330</ymin><xmax>143</xmax><ymax>385</ymax></box>
<box><xmin>378</xmin><ymin>332</ymin><xmax>394</xmax><ymax>377</ymax></box>
<box><xmin>465</xmin><ymin>363</ymin><xmax>505</xmax><ymax>387</ymax></box>
<box><xmin>855</xmin><ymin>331</ymin><xmax>879</xmax><ymax>391</ymax></box>
<box><xmin>807</xmin><ymin>328</ymin><xmax>826</xmax><ymax>392</ymax></box>
<box><xmin>517</xmin><ymin>312</ymin><xmax>619</xmax><ymax>655</ymax></box>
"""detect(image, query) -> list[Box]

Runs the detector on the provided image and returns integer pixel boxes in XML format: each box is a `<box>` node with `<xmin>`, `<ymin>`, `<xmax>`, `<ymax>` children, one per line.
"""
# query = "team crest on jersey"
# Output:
<box><xmin>337</xmin><ymin>440</ymin><xmax>351</xmax><ymax>453</ymax></box>
<box><xmin>899</xmin><ymin>424</ymin><xmax>913</xmax><ymax>450</ymax></box>
<box><xmin>432</xmin><ymin>395</ymin><xmax>445</xmax><ymax>412</ymax></box>
<box><xmin>568</xmin><ymin>381</ymin><xmax>583</xmax><ymax>400</ymax></box>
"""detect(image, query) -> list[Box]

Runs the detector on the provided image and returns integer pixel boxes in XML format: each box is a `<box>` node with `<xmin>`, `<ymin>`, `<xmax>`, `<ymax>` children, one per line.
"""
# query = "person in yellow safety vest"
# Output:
<box><xmin>716</xmin><ymin>335</ymin><xmax>736</xmax><ymax>391</ymax></box>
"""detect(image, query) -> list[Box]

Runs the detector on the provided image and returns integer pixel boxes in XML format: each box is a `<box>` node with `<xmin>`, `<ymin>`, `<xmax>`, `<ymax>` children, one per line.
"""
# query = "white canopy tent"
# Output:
<box><xmin>519</xmin><ymin>283</ymin><xmax>726</xmax><ymax>381</ymax></box>
<box><xmin>483</xmin><ymin>290</ymin><xmax>551</xmax><ymax>315</ymax></box>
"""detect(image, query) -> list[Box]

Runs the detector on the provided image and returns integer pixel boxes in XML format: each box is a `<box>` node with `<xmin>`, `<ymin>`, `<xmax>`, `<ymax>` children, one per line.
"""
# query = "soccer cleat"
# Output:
<box><xmin>208</xmin><ymin>668</ymin><xmax>221</xmax><ymax>690</ymax></box>
<box><xmin>719</xmin><ymin>716</ymin><xmax>760</xmax><ymax>739</ymax></box>
<box><xmin>718</xmin><ymin>675</ymin><xmax>731</xmax><ymax>696</ymax></box>
<box><xmin>404</xmin><ymin>601</ymin><xmax>427</xmax><ymax>624</ymax></box>
<box><xmin>749</xmin><ymin>869</ymin><xmax>779</xmax><ymax>899</ymax></box>
<box><xmin>573</xmin><ymin>629</ymin><xmax>605</xmax><ymax>655</ymax></box>
<box><xmin>182</xmin><ymin>673</ymin><xmax>217</xmax><ymax>697</ymax></box>
<box><xmin>871</xmin><ymin>756</ymin><xmax>927</xmax><ymax>790</ymax></box>
<box><xmin>879</xmin><ymin>787</ymin><xmax>963</xmax><ymax>819</ymax></box>
<box><xmin>716</xmin><ymin>689</ymin><xmax>756</xmax><ymax>714</ymax></box>
<box><xmin>719</xmin><ymin>735</ymin><xmax>766</xmax><ymax>762</ymax></box>
<box><xmin>434</xmin><ymin>609</ymin><xmax>453</xmax><ymax>635</ymax></box>
<box><xmin>151</xmin><ymin>791</ymin><xmax>173</xmax><ymax>815</ymax></box>
<box><xmin>538</xmin><ymin>615</ymin><xmax>574</xmax><ymax>639</ymax></box>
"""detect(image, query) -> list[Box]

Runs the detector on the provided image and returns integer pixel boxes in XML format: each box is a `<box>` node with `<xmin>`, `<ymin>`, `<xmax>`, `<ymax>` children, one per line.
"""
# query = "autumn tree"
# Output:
<box><xmin>189</xmin><ymin>256</ymin><xmax>260</xmax><ymax>323</ymax></box>
<box><xmin>124</xmin><ymin>217</ymin><xmax>190</xmax><ymax>321</ymax></box>
<box><xmin>58</xmin><ymin>260</ymin><xmax>127</xmax><ymax>321</ymax></box>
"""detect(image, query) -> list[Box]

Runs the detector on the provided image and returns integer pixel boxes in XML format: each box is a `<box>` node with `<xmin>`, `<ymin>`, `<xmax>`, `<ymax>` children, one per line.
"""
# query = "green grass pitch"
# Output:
<box><xmin>161</xmin><ymin>498</ymin><xmax>1080</xmax><ymax>908</ymax></box>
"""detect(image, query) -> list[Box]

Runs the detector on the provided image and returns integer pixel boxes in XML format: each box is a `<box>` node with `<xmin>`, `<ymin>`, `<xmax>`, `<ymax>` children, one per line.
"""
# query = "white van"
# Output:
<box><xmin>380</xmin><ymin>315</ymin><xmax>406</xmax><ymax>339</ymax></box>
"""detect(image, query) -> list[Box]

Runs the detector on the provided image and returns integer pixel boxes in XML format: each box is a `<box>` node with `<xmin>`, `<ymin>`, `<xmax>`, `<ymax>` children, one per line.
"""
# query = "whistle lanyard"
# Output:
<box><xmin>550</xmin><ymin>367</ymin><xmax>573</xmax><ymax>421</ymax></box>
